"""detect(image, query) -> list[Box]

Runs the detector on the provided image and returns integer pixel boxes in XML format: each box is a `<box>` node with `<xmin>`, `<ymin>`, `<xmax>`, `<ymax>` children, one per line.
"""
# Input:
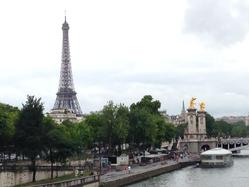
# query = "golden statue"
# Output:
<box><xmin>200</xmin><ymin>102</ymin><xmax>205</xmax><ymax>112</ymax></box>
<box><xmin>189</xmin><ymin>97</ymin><xmax>197</xmax><ymax>109</ymax></box>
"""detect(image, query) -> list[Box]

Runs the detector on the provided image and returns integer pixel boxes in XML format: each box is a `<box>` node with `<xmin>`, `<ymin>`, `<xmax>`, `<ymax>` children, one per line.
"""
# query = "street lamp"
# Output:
<box><xmin>99</xmin><ymin>142</ymin><xmax>102</xmax><ymax>176</ymax></box>
<box><xmin>94</xmin><ymin>141</ymin><xmax>102</xmax><ymax>177</ymax></box>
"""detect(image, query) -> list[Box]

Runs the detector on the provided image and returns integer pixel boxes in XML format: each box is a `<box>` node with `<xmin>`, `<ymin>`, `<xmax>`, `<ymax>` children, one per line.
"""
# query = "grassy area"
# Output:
<box><xmin>14</xmin><ymin>171</ymin><xmax>92</xmax><ymax>187</ymax></box>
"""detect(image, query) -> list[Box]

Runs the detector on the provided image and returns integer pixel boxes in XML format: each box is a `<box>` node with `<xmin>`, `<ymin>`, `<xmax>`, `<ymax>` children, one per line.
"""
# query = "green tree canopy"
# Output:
<box><xmin>85</xmin><ymin>102</ymin><xmax>129</xmax><ymax>155</ymax></box>
<box><xmin>14</xmin><ymin>95</ymin><xmax>44</xmax><ymax>182</ymax></box>
<box><xmin>0</xmin><ymin>103</ymin><xmax>19</xmax><ymax>151</ymax></box>
<box><xmin>175</xmin><ymin>123</ymin><xmax>187</xmax><ymax>139</ymax></box>
<box><xmin>206</xmin><ymin>113</ymin><xmax>215</xmax><ymax>137</ymax></box>
<box><xmin>213</xmin><ymin>120</ymin><xmax>232</xmax><ymax>138</ymax></box>
<box><xmin>230</xmin><ymin>121</ymin><xmax>248</xmax><ymax>137</ymax></box>
<box><xmin>129</xmin><ymin>95</ymin><xmax>174</xmax><ymax>150</ymax></box>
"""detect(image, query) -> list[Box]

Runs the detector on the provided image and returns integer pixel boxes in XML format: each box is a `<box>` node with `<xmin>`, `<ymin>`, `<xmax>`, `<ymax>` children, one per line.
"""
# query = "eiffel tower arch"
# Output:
<box><xmin>50</xmin><ymin>17</ymin><xmax>83</xmax><ymax>123</ymax></box>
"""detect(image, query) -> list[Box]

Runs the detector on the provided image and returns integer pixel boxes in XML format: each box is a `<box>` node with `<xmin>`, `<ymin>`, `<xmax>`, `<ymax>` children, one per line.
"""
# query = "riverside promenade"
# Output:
<box><xmin>101</xmin><ymin>156</ymin><xmax>199</xmax><ymax>187</ymax></box>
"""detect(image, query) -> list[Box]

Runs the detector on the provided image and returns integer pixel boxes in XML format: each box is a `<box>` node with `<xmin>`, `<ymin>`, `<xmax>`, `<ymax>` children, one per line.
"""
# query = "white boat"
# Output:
<box><xmin>200</xmin><ymin>148</ymin><xmax>233</xmax><ymax>167</ymax></box>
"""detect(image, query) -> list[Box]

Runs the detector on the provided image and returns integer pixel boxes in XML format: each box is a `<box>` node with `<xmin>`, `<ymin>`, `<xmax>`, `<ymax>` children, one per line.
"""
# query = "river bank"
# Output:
<box><xmin>100</xmin><ymin>157</ymin><xmax>199</xmax><ymax>187</ymax></box>
<box><xmin>127</xmin><ymin>154</ymin><xmax>249</xmax><ymax>187</ymax></box>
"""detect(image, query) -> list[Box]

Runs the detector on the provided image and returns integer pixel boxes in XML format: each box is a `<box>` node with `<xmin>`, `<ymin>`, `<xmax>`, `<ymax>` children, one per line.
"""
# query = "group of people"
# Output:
<box><xmin>128</xmin><ymin>165</ymin><xmax>131</xmax><ymax>173</ymax></box>
<box><xmin>172</xmin><ymin>151</ymin><xmax>188</xmax><ymax>162</ymax></box>
<box><xmin>125</xmin><ymin>165</ymin><xmax>131</xmax><ymax>174</ymax></box>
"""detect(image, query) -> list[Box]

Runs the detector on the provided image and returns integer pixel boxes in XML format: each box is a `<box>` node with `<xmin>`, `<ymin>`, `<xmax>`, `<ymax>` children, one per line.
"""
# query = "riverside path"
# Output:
<box><xmin>100</xmin><ymin>156</ymin><xmax>199</xmax><ymax>187</ymax></box>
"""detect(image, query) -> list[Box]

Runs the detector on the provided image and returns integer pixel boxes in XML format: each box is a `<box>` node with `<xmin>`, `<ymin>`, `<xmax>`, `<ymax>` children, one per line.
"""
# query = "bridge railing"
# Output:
<box><xmin>217</xmin><ymin>138</ymin><xmax>249</xmax><ymax>151</ymax></box>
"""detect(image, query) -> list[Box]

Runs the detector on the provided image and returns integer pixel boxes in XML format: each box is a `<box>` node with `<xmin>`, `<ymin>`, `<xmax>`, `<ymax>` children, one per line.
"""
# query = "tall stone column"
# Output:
<box><xmin>197</xmin><ymin>111</ymin><xmax>206</xmax><ymax>139</ymax></box>
<box><xmin>186</xmin><ymin>108</ymin><xmax>197</xmax><ymax>139</ymax></box>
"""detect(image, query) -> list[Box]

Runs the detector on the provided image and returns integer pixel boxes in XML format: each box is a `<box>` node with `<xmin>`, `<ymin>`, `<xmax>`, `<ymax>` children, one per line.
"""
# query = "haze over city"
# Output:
<box><xmin>1</xmin><ymin>0</ymin><xmax>249</xmax><ymax>117</ymax></box>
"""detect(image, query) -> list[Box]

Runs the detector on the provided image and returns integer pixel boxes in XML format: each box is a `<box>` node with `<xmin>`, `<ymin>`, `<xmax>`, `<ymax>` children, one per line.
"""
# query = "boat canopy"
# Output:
<box><xmin>201</xmin><ymin>148</ymin><xmax>232</xmax><ymax>156</ymax></box>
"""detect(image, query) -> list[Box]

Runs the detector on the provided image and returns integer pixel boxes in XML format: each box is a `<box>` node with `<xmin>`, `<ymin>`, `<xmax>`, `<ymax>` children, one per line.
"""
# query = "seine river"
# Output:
<box><xmin>127</xmin><ymin>150</ymin><xmax>249</xmax><ymax>187</ymax></box>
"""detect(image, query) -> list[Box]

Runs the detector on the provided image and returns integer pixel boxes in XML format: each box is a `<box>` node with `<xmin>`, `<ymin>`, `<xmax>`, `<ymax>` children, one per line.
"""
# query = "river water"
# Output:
<box><xmin>127</xmin><ymin>150</ymin><xmax>249</xmax><ymax>187</ymax></box>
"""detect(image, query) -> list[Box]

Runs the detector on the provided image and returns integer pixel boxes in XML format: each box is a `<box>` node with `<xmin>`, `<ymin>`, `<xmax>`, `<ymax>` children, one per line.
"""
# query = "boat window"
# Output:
<box><xmin>216</xmin><ymin>156</ymin><xmax>223</xmax><ymax>160</ymax></box>
<box><xmin>201</xmin><ymin>155</ymin><xmax>212</xmax><ymax>160</ymax></box>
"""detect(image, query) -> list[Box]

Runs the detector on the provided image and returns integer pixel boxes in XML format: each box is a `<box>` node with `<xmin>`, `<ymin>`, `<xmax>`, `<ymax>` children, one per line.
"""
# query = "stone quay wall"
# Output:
<box><xmin>0</xmin><ymin>170</ymin><xmax>73</xmax><ymax>187</ymax></box>
<box><xmin>101</xmin><ymin>161</ymin><xmax>196</xmax><ymax>187</ymax></box>
<box><xmin>28</xmin><ymin>175</ymin><xmax>99</xmax><ymax>187</ymax></box>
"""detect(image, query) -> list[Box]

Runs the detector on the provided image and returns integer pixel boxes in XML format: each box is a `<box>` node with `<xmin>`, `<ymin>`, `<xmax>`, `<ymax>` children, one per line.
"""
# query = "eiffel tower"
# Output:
<box><xmin>51</xmin><ymin>17</ymin><xmax>82</xmax><ymax>119</ymax></box>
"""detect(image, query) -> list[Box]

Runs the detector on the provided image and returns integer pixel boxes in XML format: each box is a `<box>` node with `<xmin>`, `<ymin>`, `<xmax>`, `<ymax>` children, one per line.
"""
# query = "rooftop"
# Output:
<box><xmin>201</xmin><ymin>148</ymin><xmax>232</xmax><ymax>155</ymax></box>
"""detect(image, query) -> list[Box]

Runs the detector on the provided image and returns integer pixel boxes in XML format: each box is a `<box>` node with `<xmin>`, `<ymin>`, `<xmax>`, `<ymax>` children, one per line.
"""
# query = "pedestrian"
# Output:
<box><xmin>180</xmin><ymin>153</ymin><xmax>183</xmax><ymax>159</ymax></box>
<box><xmin>176</xmin><ymin>154</ymin><xmax>179</xmax><ymax>162</ymax></box>
<box><xmin>128</xmin><ymin>165</ymin><xmax>131</xmax><ymax>174</ymax></box>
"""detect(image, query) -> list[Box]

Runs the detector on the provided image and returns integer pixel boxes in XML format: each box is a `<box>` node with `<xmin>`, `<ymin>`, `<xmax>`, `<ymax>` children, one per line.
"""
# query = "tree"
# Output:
<box><xmin>129</xmin><ymin>95</ymin><xmax>164</xmax><ymax>150</ymax></box>
<box><xmin>43</xmin><ymin>117</ymin><xmax>92</xmax><ymax>179</ymax></box>
<box><xmin>164</xmin><ymin>123</ymin><xmax>176</xmax><ymax>142</ymax></box>
<box><xmin>213</xmin><ymin>120</ymin><xmax>232</xmax><ymax>138</ymax></box>
<box><xmin>42</xmin><ymin>116</ymin><xmax>61</xmax><ymax>179</ymax></box>
<box><xmin>231</xmin><ymin>121</ymin><xmax>248</xmax><ymax>137</ymax></box>
<box><xmin>230</xmin><ymin>122</ymin><xmax>247</xmax><ymax>137</ymax></box>
<box><xmin>73</xmin><ymin>121</ymin><xmax>94</xmax><ymax>152</ymax></box>
<box><xmin>154</xmin><ymin>116</ymin><xmax>175</xmax><ymax>148</ymax></box>
<box><xmin>15</xmin><ymin>95</ymin><xmax>44</xmax><ymax>182</ymax></box>
<box><xmin>85</xmin><ymin>112</ymin><xmax>105</xmax><ymax>145</ymax></box>
<box><xmin>175</xmin><ymin>123</ymin><xmax>187</xmax><ymax>139</ymax></box>
<box><xmin>0</xmin><ymin>103</ymin><xmax>19</xmax><ymax>158</ymax></box>
<box><xmin>129</xmin><ymin>106</ymin><xmax>155</xmax><ymax>149</ymax></box>
<box><xmin>86</xmin><ymin>102</ymin><xmax>130</xmax><ymax>156</ymax></box>
<box><xmin>112</xmin><ymin>104</ymin><xmax>130</xmax><ymax>155</ymax></box>
<box><xmin>101</xmin><ymin>101</ymin><xmax>117</xmax><ymax>154</ymax></box>
<box><xmin>206</xmin><ymin>113</ymin><xmax>215</xmax><ymax>137</ymax></box>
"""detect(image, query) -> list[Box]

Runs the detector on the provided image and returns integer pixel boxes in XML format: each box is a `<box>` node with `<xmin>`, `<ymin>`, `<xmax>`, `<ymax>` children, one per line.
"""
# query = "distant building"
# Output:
<box><xmin>245</xmin><ymin>115</ymin><xmax>249</xmax><ymax>126</ymax></box>
<box><xmin>49</xmin><ymin>109</ymin><xmax>83</xmax><ymax>124</ymax></box>
<box><xmin>161</xmin><ymin>101</ymin><xmax>187</xmax><ymax>126</ymax></box>
<box><xmin>216</xmin><ymin>116</ymin><xmax>245</xmax><ymax>124</ymax></box>
<box><xmin>160</xmin><ymin>110</ymin><xmax>170</xmax><ymax>120</ymax></box>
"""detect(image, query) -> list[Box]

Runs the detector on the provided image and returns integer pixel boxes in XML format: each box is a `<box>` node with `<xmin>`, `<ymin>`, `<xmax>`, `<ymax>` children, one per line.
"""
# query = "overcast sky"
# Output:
<box><xmin>1</xmin><ymin>0</ymin><xmax>249</xmax><ymax>117</ymax></box>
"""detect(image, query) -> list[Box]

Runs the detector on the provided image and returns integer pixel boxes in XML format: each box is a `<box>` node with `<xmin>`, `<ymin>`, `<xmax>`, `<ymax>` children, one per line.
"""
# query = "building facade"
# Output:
<box><xmin>162</xmin><ymin>101</ymin><xmax>187</xmax><ymax>126</ymax></box>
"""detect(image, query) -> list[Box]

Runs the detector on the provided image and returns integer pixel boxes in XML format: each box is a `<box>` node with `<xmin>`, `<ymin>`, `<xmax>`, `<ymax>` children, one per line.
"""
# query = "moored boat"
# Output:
<box><xmin>200</xmin><ymin>148</ymin><xmax>233</xmax><ymax>167</ymax></box>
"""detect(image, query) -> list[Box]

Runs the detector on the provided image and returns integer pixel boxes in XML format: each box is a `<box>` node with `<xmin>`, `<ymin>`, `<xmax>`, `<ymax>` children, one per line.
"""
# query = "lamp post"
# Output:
<box><xmin>94</xmin><ymin>141</ymin><xmax>102</xmax><ymax>177</ymax></box>
<box><xmin>99</xmin><ymin>142</ymin><xmax>102</xmax><ymax>177</ymax></box>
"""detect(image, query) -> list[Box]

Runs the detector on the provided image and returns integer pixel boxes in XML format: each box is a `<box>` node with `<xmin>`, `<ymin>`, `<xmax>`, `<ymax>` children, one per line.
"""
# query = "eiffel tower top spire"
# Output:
<box><xmin>59</xmin><ymin>16</ymin><xmax>73</xmax><ymax>90</ymax></box>
<box><xmin>64</xmin><ymin>10</ymin><xmax>67</xmax><ymax>22</ymax></box>
<box><xmin>51</xmin><ymin>17</ymin><xmax>83</xmax><ymax>117</ymax></box>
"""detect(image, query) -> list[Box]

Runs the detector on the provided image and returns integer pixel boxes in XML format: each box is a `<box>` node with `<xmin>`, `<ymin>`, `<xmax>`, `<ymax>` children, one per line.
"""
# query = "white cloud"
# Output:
<box><xmin>0</xmin><ymin>0</ymin><xmax>249</xmax><ymax>117</ymax></box>
<box><xmin>184</xmin><ymin>0</ymin><xmax>249</xmax><ymax>45</ymax></box>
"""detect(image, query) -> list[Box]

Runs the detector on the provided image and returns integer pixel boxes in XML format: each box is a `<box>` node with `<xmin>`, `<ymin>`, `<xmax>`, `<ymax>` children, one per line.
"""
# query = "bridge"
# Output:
<box><xmin>178</xmin><ymin>99</ymin><xmax>249</xmax><ymax>154</ymax></box>
<box><xmin>179</xmin><ymin>137</ymin><xmax>249</xmax><ymax>154</ymax></box>
<box><xmin>217</xmin><ymin>138</ymin><xmax>249</xmax><ymax>152</ymax></box>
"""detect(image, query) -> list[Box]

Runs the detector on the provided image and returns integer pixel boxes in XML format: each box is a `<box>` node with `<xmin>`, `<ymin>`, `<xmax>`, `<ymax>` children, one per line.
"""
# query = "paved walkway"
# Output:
<box><xmin>100</xmin><ymin>156</ymin><xmax>196</xmax><ymax>183</ymax></box>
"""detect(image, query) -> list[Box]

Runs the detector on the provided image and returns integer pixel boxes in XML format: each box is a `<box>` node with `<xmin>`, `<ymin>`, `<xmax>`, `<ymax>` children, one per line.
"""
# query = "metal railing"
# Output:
<box><xmin>0</xmin><ymin>165</ymin><xmax>86</xmax><ymax>172</ymax></box>
<box><xmin>28</xmin><ymin>175</ymin><xmax>99</xmax><ymax>187</ymax></box>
